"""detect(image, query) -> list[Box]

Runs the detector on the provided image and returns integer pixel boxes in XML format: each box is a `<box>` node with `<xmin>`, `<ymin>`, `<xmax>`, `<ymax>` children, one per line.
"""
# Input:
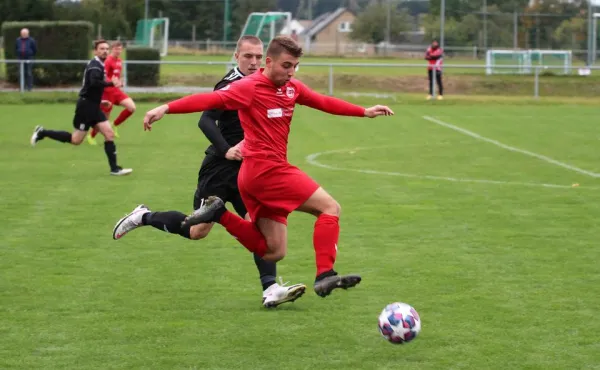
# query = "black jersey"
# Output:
<box><xmin>79</xmin><ymin>56</ymin><xmax>113</xmax><ymax>104</ymax></box>
<box><xmin>199</xmin><ymin>67</ymin><xmax>245</xmax><ymax>157</ymax></box>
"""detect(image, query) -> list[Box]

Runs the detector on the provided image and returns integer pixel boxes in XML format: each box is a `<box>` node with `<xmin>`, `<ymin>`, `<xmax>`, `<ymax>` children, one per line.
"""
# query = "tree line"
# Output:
<box><xmin>0</xmin><ymin>0</ymin><xmax>594</xmax><ymax>50</ymax></box>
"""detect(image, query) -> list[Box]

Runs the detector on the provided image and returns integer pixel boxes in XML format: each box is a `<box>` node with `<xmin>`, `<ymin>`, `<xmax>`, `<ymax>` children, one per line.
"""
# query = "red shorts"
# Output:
<box><xmin>238</xmin><ymin>158</ymin><xmax>320</xmax><ymax>225</ymax></box>
<box><xmin>101</xmin><ymin>87</ymin><xmax>129</xmax><ymax>113</ymax></box>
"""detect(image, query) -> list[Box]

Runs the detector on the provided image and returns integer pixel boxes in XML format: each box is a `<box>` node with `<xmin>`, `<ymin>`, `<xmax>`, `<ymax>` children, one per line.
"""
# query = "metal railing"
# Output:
<box><xmin>1</xmin><ymin>59</ymin><xmax>598</xmax><ymax>98</ymax></box>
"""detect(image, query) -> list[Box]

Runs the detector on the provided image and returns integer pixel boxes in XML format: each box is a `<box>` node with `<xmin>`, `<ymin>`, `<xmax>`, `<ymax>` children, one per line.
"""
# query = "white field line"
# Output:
<box><xmin>305</xmin><ymin>148</ymin><xmax>593</xmax><ymax>189</ymax></box>
<box><xmin>422</xmin><ymin>115</ymin><xmax>600</xmax><ymax>178</ymax></box>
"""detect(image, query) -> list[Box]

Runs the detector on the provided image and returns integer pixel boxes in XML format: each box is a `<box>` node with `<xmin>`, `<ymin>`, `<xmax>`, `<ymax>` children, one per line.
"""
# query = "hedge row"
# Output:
<box><xmin>2</xmin><ymin>22</ymin><xmax>160</xmax><ymax>87</ymax></box>
<box><xmin>2</xmin><ymin>21</ymin><xmax>93</xmax><ymax>86</ymax></box>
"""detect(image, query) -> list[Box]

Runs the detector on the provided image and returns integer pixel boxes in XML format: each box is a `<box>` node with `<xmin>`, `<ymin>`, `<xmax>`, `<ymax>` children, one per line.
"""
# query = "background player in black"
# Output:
<box><xmin>30</xmin><ymin>40</ymin><xmax>132</xmax><ymax>176</ymax></box>
<box><xmin>111</xmin><ymin>36</ymin><xmax>306</xmax><ymax>308</ymax></box>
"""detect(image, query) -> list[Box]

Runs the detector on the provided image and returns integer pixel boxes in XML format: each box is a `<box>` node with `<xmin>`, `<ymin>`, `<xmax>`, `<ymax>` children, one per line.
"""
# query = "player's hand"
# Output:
<box><xmin>225</xmin><ymin>142</ymin><xmax>243</xmax><ymax>161</ymax></box>
<box><xmin>143</xmin><ymin>104</ymin><xmax>169</xmax><ymax>131</ymax></box>
<box><xmin>111</xmin><ymin>76</ymin><xmax>122</xmax><ymax>87</ymax></box>
<box><xmin>364</xmin><ymin>105</ymin><xmax>394</xmax><ymax>118</ymax></box>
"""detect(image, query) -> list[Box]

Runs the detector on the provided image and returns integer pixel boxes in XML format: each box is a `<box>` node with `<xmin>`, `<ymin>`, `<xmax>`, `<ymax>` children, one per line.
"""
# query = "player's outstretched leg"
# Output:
<box><xmin>30</xmin><ymin>125</ymin><xmax>72</xmax><ymax>146</ymax></box>
<box><xmin>113</xmin><ymin>205</ymin><xmax>197</xmax><ymax>240</ymax></box>
<box><xmin>182</xmin><ymin>195</ymin><xmax>271</xmax><ymax>257</ymax></box>
<box><xmin>298</xmin><ymin>187</ymin><xmax>362</xmax><ymax>297</ymax></box>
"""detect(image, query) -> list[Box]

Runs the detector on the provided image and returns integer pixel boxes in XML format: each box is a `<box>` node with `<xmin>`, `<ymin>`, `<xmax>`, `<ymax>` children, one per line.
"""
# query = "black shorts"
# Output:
<box><xmin>193</xmin><ymin>154</ymin><xmax>246</xmax><ymax>217</ymax></box>
<box><xmin>72</xmin><ymin>98</ymin><xmax>107</xmax><ymax>131</ymax></box>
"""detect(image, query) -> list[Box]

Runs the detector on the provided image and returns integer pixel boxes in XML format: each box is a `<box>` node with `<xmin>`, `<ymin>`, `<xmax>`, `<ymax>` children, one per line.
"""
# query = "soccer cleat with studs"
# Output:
<box><xmin>262</xmin><ymin>279</ymin><xmax>307</xmax><ymax>308</ymax></box>
<box><xmin>314</xmin><ymin>272</ymin><xmax>362</xmax><ymax>298</ymax></box>
<box><xmin>113</xmin><ymin>204</ymin><xmax>150</xmax><ymax>240</ymax></box>
<box><xmin>181</xmin><ymin>195</ymin><xmax>225</xmax><ymax>228</ymax></box>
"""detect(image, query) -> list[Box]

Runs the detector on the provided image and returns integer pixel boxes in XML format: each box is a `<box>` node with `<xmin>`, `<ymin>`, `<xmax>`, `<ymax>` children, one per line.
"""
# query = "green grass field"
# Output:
<box><xmin>2</xmin><ymin>100</ymin><xmax>600</xmax><ymax>369</ymax></box>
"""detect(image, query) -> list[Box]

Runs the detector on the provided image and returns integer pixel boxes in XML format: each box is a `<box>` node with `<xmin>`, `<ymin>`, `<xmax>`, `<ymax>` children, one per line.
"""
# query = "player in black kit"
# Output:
<box><xmin>30</xmin><ymin>39</ymin><xmax>132</xmax><ymax>176</ymax></box>
<box><xmin>111</xmin><ymin>36</ymin><xmax>306</xmax><ymax>308</ymax></box>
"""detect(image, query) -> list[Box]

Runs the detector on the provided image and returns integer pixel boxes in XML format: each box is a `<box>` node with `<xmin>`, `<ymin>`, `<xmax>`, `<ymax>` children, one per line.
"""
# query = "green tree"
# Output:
<box><xmin>349</xmin><ymin>3</ymin><xmax>412</xmax><ymax>44</ymax></box>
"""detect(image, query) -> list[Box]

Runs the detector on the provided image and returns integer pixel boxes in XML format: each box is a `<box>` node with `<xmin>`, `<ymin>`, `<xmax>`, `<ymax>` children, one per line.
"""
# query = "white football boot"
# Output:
<box><xmin>110</xmin><ymin>167</ymin><xmax>133</xmax><ymax>176</ymax></box>
<box><xmin>30</xmin><ymin>125</ymin><xmax>43</xmax><ymax>147</ymax></box>
<box><xmin>112</xmin><ymin>204</ymin><xmax>151</xmax><ymax>240</ymax></box>
<box><xmin>262</xmin><ymin>278</ymin><xmax>307</xmax><ymax>308</ymax></box>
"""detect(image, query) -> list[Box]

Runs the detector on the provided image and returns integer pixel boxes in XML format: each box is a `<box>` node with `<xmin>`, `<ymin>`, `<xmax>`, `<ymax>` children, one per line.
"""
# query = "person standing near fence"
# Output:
<box><xmin>15</xmin><ymin>28</ymin><xmax>37</xmax><ymax>91</ymax></box>
<box><xmin>425</xmin><ymin>40</ymin><xmax>443</xmax><ymax>100</ymax></box>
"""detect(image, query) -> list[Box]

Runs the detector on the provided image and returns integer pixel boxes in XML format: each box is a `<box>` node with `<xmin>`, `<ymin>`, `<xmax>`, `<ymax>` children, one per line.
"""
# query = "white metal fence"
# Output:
<box><xmin>1</xmin><ymin>59</ymin><xmax>598</xmax><ymax>98</ymax></box>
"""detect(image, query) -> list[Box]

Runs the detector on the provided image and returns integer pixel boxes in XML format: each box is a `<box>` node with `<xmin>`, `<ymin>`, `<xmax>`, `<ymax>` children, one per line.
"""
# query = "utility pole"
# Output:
<box><xmin>440</xmin><ymin>0</ymin><xmax>445</xmax><ymax>49</ymax></box>
<box><xmin>386</xmin><ymin>0</ymin><xmax>391</xmax><ymax>56</ymax></box>
<box><xmin>483</xmin><ymin>0</ymin><xmax>487</xmax><ymax>51</ymax></box>
<box><xmin>224</xmin><ymin>0</ymin><xmax>230</xmax><ymax>42</ymax></box>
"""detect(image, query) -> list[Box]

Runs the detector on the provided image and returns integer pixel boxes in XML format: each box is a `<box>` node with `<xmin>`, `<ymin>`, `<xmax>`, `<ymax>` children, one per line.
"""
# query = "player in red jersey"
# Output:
<box><xmin>87</xmin><ymin>41</ymin><xmax>136</xmax><ymax>145</ymax></box>
<box><xmin>425</xmin><ymin>39</ymin><xmax>444</xmax><ymax>100</ymax></box>
<box><xmin>142</xmin><ymin>36</ymin><xmax>394</xmax><ymax>298</ymax></box>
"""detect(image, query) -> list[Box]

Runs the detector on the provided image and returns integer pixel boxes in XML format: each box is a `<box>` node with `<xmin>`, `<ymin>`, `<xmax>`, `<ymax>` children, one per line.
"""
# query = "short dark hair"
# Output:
<box><xmin>236</xmin><ymin>35</ymin><xmax>262</xmax><ymax>51</ymax></box>
<box><xmin>266</xmin><ymin>36</ymin><xmax>303</xmax><ymax>58</ymax></box>
<box><xmin>94</xmin><ymin>39</ymin><xmax>108</xmax><ymax>50</ymax></box>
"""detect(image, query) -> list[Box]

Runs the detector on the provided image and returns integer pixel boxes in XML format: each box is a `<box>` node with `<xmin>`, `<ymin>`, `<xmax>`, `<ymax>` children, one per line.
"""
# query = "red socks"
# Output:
<box><xmin>114</xmin><ymin>109</ymin><xmax>133</xmax><ymax>126</ymax></box>
<box><xmin>219</xmin><ymin>211</ymin><xmax>267</xmax><ymax>257</ymax></box>
<box><xmin>218</xmin><ymin>210</ymin><xmax>340</xmax><ymax>275</ymax></box>
<box><xmin>313</xmin><ymin>214</ymin><xmax>339</xmax><ymax>276</ymax></box>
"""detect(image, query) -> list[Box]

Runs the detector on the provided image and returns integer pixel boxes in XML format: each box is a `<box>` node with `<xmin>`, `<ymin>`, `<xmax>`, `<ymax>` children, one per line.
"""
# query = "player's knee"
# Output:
<box><xmin>128</xmin><ymin>103</ymin><xmax>136</xmax><ymax>113</ymax></box>
<box><xmin>103</xmin><ymin>130</ymin><xmax>115</xmax><ymax>141</ymax></box>
<box><xmin>322</xmin><ymin>198</ymin><xmax>341</xmax><ymax>217</ymax></box>
<box><xmin>264</xmin><ymin>248</ymin><xmax>286</xmax><ymax>262</ymax></box>
<box><xmin>189</xmin><ymin>224</ymin><xmax>210</xmax><ymax>240</ymax></box>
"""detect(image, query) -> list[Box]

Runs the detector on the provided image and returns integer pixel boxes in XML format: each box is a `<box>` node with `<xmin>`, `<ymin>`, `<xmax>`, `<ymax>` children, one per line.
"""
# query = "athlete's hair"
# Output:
<box><xmin>93</xmin><ymin>39</ymin><xmax>108</xmax><ymax>50</ymax></box>
<box><xmin>266</xmin><ymin>36</ymin><xmax>303</xmax><ymax>58</ymax></box>
<box><xmin>111</xmin><ymin>40</ymin><xmax>123</xmax><ymax>48</ymax></box>
<box><xmin>236</xmin><ymin>35</ymin><xmax>262</xmax><ymax>52</ymax></box>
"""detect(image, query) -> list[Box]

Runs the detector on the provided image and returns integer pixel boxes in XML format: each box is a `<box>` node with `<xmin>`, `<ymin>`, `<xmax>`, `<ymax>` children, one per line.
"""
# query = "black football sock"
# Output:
<box><xmin>104</xmin><ymin>141</ymin><xmax>118</xmax><ymax>171</ymax></box>
<box><xmin>142</xmin><ymin>211</ymin><xmax>191</xmax><ymax>239</ymax></box>
<box><xmin>41</xmin><ymin>129</ymin><xmax>71</xmax><ymax>143</ymax></box>
<box><xmin>315</xmin><ymin>269</ymin><xmax>338</xmax><ymax>283</ymax></box>
<box><xmin>254</xmin><ymin>253</ymin><xmax>277</xmax><ymax>291</ymax></box>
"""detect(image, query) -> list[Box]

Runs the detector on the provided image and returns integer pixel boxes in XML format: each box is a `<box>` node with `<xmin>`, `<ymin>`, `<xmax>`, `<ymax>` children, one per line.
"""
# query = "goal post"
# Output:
<box><xmin>228</xmin><ymin>12</ymin><xmax>292</xmax><ymax>66</ymax></box>
<box><xmin>486</xmin><ymin>49</ymin><xmax>572</xmax><ymax>75</ymax></box>
<box><xmin>134</xmin><ymin>18</ymin><xmax>170</xmax><ymax>57</ymax></box>
<box><xmin>238</xmin><ymin>12</ymin><xmax>292</xmax><ymax>44</ymax></box>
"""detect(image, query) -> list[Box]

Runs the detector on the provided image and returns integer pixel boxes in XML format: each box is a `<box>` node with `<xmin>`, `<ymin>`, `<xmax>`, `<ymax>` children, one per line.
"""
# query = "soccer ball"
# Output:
<box><xmin>378</xmin><ymin>302</ymin><xmax>421</xmax><ymax>344</ymax></box>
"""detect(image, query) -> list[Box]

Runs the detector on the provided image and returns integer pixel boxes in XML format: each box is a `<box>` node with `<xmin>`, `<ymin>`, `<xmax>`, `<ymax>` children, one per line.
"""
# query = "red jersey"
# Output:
<box><xmin>167</xmin><ymin>69</ymin><xmax>365</xmax><ymax>162</ymax></box>
<box><xmin>425</xmin><ymin>47</ymin><xmax>443</xmax><ymax>71</ymax></box>
<box><xmin>105</xmin><ymin>55</ymin><xmax>123</xmax><ymax>79</ymax></box>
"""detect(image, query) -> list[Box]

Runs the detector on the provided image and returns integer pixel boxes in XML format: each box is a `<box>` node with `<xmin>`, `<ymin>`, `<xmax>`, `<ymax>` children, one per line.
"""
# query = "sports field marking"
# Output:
<box><xmin>305</xmin><ymin>148</ymin><xmax>591</xmax><ymax>189</ymax></box>
<box><xmin>422</xmin><ymin>115</ymin><xmax>600</xmax><ymax>178</ymax></box>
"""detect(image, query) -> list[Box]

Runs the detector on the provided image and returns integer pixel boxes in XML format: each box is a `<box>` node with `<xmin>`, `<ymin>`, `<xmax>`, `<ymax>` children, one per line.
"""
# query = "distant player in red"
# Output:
<box><xmin>142</xmin><ymin>36</ymin><xmax>394</xmax><ymax>298</ymax></box>
<box><xmin>88</xmin><ymin>41</ymin><xmax>136</xmax><ymax>145</ymax></box>
<box><xmin>425</xmin><ymin>39</ymin><xmax>444</xmax><ymax>100</ymax></box>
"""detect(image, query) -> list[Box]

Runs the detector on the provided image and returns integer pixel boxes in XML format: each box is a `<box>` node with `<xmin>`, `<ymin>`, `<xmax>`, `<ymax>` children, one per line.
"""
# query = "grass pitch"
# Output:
<box><xmin>1</xmin><ymin>100</ymin><xmax>600</xmax><ymax>369</ymax></box>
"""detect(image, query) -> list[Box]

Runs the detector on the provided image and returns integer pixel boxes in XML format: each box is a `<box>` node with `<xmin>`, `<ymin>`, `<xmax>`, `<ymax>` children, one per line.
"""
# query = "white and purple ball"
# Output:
<box><xmin>378</xmin><ymin>302</ymin><xmax>421</xmax><ymax>344</ymax></box>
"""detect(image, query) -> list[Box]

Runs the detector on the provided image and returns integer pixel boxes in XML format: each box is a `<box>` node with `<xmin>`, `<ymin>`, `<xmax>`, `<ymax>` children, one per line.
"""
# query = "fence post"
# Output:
<box><xmin>19</xmin><ymin>60</ymin><xmax>25</xmax><ymax>93</ymax></box>
<box><xmin>122</xmin><ymin>60</ymin><xmax>128</xmax><ymax>90</ymax></box>
<box><xmin>534</xmin><ymin>66</ymin><xmax>539</xmax><ymax>99</ymax></box>
<box><xmin>328</xmin><ymin>64</ymin><xmax>334</xmax><ymax>96</ymax></box>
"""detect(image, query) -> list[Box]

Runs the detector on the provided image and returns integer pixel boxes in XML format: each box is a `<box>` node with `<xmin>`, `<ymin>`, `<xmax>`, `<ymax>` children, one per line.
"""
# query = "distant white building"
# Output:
<box><xmin>280</xmin><ymin>19</ymin><xmax>312</xmax><ymax>35</ymax></box>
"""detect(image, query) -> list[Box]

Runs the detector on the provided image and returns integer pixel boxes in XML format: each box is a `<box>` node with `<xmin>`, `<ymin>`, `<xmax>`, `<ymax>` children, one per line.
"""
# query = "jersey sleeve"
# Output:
<box><xmin>168</xmin><ymin>78</ymin><xmax>254</xmax><ymax>114</ymax></box>
<box><xmin>295</xmin><ymin>80</ymin><xmax>365</xmax><ymax>117</ymax></box>
<box><xmin>213</xmin><ymin>78</ymin><xmax>255</xmax><ymax>110</ymax></box>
